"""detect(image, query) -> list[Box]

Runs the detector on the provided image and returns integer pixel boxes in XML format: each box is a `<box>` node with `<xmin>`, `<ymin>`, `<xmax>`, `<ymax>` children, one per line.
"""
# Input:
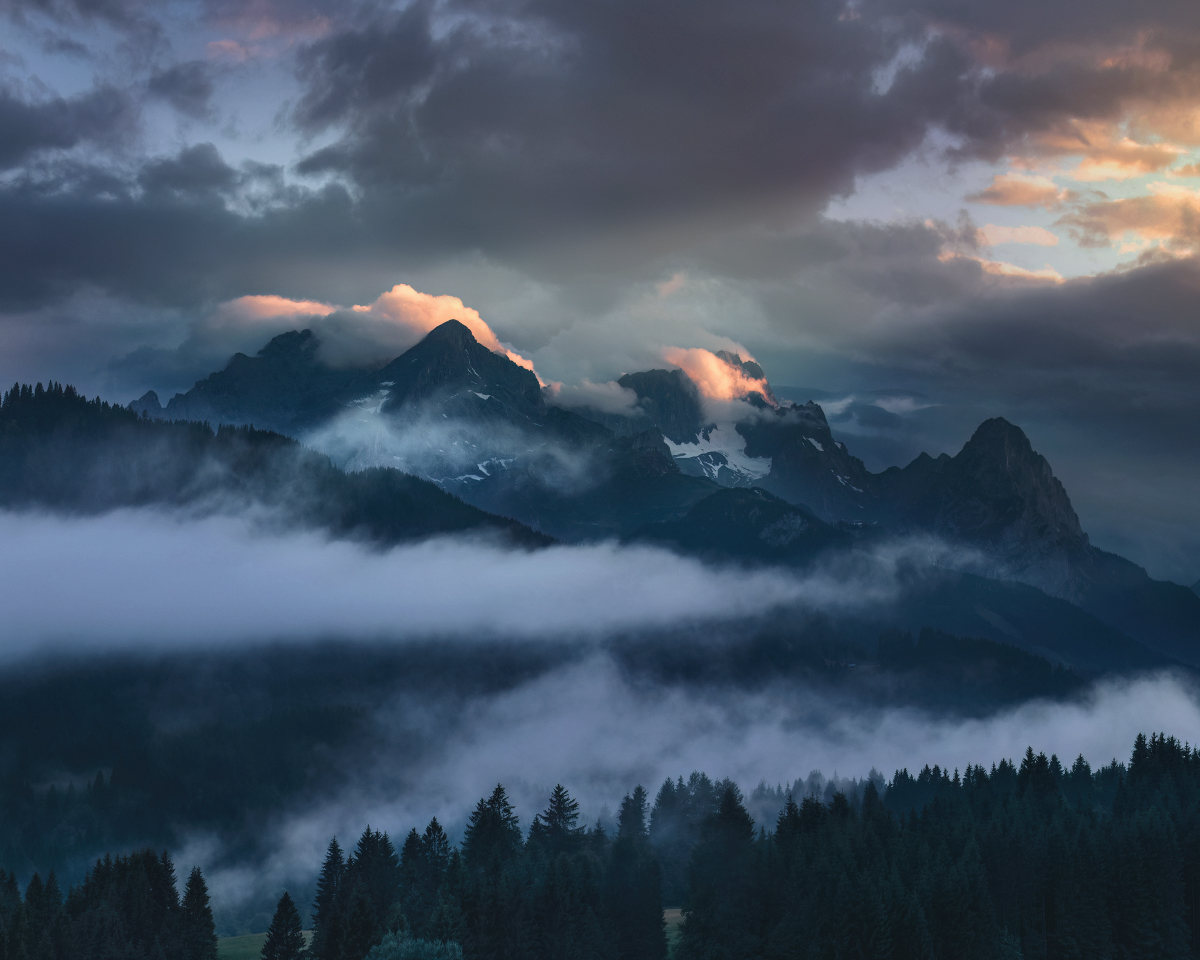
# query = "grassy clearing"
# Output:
<box><xmin>665</xmin><ymin>908</ymin><xmax>684</xmax><ymax>954</ymax></box>
<box><xmin>217</xmin><ymin>931</ymin><xmax>311</xmax><ymax>960</ymax></box>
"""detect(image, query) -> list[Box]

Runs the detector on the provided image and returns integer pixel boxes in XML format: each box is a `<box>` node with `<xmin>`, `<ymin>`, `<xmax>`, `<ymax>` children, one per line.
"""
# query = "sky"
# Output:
<box><xmin>2</xmin><ymin>0</ymin><xmax>1200</xmax><ymax>581</ymax></box>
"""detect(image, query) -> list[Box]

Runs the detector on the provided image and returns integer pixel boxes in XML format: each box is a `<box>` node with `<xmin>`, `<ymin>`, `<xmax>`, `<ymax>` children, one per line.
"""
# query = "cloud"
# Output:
<box><xmin>967</xmin><ymin>174</ymin><xmax>1072</xmax><ymax>209</ymax></box>
<box><xmin>544</xmin><ymin>378</ymin><xmax>640</xmax><ymax>415</ymax></box>
<box><xmin>1057</xmin><ymin>182</ymin><xmax>1200</xmax><ymax>249</ymax></box>
<box><xmin>354</xmin><ymin>284</ymin><xmax>537</xmax><ymax>374</ymax></box>
<box><xmin>194</xmin><ymin>654</ymin><xmax>1200</xmax><ymax>912</ymax></box>
<box><xmin>662</xmin><ymin>346</ymin><xmax>775</xmax><ymax>404</ymax></box>
<box><xmin>976</xmin><ymin>224</ymin><xmax>1059</xmax><ymax>246</ymax></box>
<box><xmin>147</xmin><ymin>61</ymin><xmax>216</xmax><ymax>120</ymax></box>
<box><xmin>0</xmin><ymin>84</ymin><xmax>137</xmax><ymax>170</ymax></box>
<box><xmin>0</xmin><ymin>508</ymin><xmax>972</xmax><ymax>657</ymax></box>
<box><xmin>1007</xmin><ymin>121</ymin><xmax>1185</xmax><ymax>181</ymax></box>
<box><xmin>937</xmin><ymin>251</ymin><xmax>1064</xmax><ymax>283</ymax></box>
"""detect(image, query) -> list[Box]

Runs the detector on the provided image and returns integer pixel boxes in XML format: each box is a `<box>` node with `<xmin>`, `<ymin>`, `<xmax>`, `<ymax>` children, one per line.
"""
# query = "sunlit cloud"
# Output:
<box><xmin>976</xmin><ymin>224</ymin><xmax>1060</xmax><ymax>247</ymax></box>
<box><xmin>662</xmin><ymin>346</ymin><xmax>775</xmax><ymax>404</ymax></box>
<box><xmin>938</xmin><ymin>251</ymin><xmax>1064</xmax><ymax>283</ymax></box>
<box><xmin>211</xmin><ymin>284</ymin><xmax>540</xmax><ymax>377</ymax></box>
<box><xmin>1058</xmin><ymin>182</ymin><xmax>1200</xmax><ymax>249</ymax></box>
<box><xmin>968</xmin><ymin>173</ymin><xmax>1072</xmax><ymax>209</ymax></box>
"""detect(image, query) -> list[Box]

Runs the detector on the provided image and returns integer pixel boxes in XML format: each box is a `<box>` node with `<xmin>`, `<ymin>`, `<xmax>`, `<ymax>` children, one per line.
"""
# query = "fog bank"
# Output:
<box><xmin>0</xmin><ymin>508</ymin><xmax>971</xmax><ymax>657</ymax></box>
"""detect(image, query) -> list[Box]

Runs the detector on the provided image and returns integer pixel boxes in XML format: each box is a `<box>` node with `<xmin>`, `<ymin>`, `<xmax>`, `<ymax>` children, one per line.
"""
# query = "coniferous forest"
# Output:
<box><xmin>1</xmin><ymin>733</ymin><xmax>1199</xmax><ymax>959</ymax></box>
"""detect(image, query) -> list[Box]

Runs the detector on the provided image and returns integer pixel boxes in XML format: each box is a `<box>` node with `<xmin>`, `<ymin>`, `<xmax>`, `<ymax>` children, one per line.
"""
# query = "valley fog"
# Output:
<box><xmin>0</xmin><ymin>504</ymin><xmax>1195</xmax><ymax>931</ymax></box>
<box><xmin>0</xmin><ymin>507</ymin><xmax>983</xmax><ymax>655</ymax></box>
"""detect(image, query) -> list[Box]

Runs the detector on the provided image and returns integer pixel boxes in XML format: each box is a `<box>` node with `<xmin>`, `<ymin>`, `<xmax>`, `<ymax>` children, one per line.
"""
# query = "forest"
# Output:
<box><xmin>2</xmin><ymin>732</ymin><xmax>1199</xmax><ymax>960</ymax></box>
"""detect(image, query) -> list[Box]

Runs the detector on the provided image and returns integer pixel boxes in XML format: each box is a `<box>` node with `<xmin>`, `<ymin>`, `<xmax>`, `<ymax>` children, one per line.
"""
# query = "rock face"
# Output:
<box><xmin>636</xmin><ymin>487</ymin><xmax>842</xmax><ymax>563</ymax></box>
<box><xmin>129</xmin><ymin>391</ymin><xmax>162</xmax><ymax>417</ymax></box>
<box><xmin>740</xmin><ymin>402</ymin><xmax>876</xmax><ymax>520</ymax></box>
<box><xmin>614</xmin><ymin>369</ymin><xmax>705</xmax><ymax>443</ymax></box>
<box><xmin>873</xmin><ymin>418</ymin><xmax>1090</xmax><ymax>597</ymax></box>
<box><xmin>163</xmin><ymin>330</ymin><xmax>363</xmax><ymax>434</ymax></box>
<box><xmin>377</xmin><ymin>319</ymin><xmax>544</xmax><ymax>421</ymax></box>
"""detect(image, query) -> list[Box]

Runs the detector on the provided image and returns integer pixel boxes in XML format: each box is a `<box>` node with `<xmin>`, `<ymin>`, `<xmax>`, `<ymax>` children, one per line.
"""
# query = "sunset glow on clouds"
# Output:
<box><xmin>216</xmin><ymin>286</ymin><xmax>540</xmax><ymax>375</ymax></box>
<box><xmin>662</xmin><ymin>347</ymin><xmax>776</xmax><ymax>404</ymax></box>
<box><xmin>976</xmin><ymin>225</ymin><xmax>1059</xmax><ymax>247</ymax></box>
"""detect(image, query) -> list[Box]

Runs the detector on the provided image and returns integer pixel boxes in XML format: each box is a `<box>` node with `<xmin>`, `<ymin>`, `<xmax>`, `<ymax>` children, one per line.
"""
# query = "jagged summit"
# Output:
<box><xmin>422</xmin><ymin>317</ymin><xmax>475</xmax><ymax>344</ymax></box>
<box><xmin>376</xmin><ymin>319</ymin><xmax>543</xmax><ymax>415</ymax></box>
<box><xmin>893</xmin><ymin>417</ymin><xmax>1087</xmax><ymax>551</ymax></box>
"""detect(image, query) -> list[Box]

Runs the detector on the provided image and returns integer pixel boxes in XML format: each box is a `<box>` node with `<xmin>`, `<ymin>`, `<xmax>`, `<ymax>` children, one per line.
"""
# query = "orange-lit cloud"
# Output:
<box><xmin>358</xmin><ymin>285</ymin><xmax>539</xmax><ymax>377</ymax></box>
<box><xmin>938</xmin><ymin>251</ymin><xmax>1064</xmax><ymax>283</ymax></box>
<box><xmin>210</xmin><ymin>295</ymin><xmax>338</xmax><ymax>333</ymax></box>
<box><xmin>968</xmin><ymin>174</ymin><xmax>1071</xmax><ymax>209</ymax></box>
<box><xmin>1002</xmin><ymin>119</ymin><xmax>1184</xmax><ymax>181</ymax></box>
<box><xmin>1058</xmin><ymin>183</ymin><xmax>1200</xmax><ymax>249</ymax></box>
<box><xmin>1073</xmin><ymin>139</ymin><xmax>1184</xmax><ymax>181</ymax></box>
<box><xmin>1171</xmin><ymin>163</ymin><xmax>1200</xmax><ymax>177</ymax></box>
<box><xmin>976</xmin><ymin>224</ymin><xmax>1060</xmax><ymax>247</ymax></box>
<box><xmin>213</xmin><ymin>285</ymin><xmax>540</xmax><ymax>378</ymax></box>
<box><xmin>662</xmin><ymin>347</ymin><xmax>775</xmax><ymax>404</ymax></box>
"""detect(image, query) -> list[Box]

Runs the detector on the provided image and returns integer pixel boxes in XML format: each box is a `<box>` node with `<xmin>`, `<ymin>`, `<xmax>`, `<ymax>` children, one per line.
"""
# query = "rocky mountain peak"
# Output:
<box><xmin>256</xmin><ymin>328</ymin><xmax>321</xmax><ymax>366</ymax></box>
<box><xmin>951</xmin><ymin>418</ymin><xmax>1086</xmax><ymax>546</ymax></box>
<box><xmin>378</xmin><ymin>319</ymin><xmax>544</xmax><ymax>415</ymax></box>
<box><xmin>615</xmin><ymin>368</ymin><xmax>704</xmax><ymax>444</ymax></box>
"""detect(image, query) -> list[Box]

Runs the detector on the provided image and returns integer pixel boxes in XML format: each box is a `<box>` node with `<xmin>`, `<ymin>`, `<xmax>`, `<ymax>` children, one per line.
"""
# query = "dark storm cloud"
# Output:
<box><xmin>0</xmin><ymin>144</ymin><xmax>366</xmax><ymax>310</ymax></box>
<box><xmin>147</xmin><ymin>61</ymin><xmax>215</xmax><ymax>120</ymax></box>
<box><xmin>0</xmin><ymin>84</ymin><xmax>137</xmax><ymax>169</ymax></box>
<box><xmin>290</xmin><ymin>0</ymin><xmax>937</xmax><ymax>251</ymax></box>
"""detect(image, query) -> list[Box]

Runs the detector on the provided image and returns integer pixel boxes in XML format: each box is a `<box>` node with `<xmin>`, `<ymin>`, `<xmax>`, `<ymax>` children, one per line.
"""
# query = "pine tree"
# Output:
<box><xmin>262</xmin><ymin>892</ymin><xmax>307</xmax><ymax>960</ymax></box>
<box><xmin>609</xmin><ymin>786</ymin><xmax>667</xmax><ymax>960</ymax></box>
<box><xmin>463</xmin><ymin>785</ymin><xmax>522</xmax><ymax>868</ymax></box>
<box><xmin>529</xmin><ymin>785</ymin><xmax>583</xmax><ymax>857</ymax></box>
<box><xmin>180</xmin><ymin>866</ymin><xmax>218</xmax><ymax>960</ymax></box>
<box><xmin>311</xmin><ymin>838</ymin><xmax>347</xmax><ymax>960</ymax></box>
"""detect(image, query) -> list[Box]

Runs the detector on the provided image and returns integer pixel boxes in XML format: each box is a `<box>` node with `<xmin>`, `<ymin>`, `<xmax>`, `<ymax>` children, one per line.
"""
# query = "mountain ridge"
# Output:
<box><xmin>124</xmin><ymin>319</ymin><xmax>1200</xmax><ymax>665</ymax></box>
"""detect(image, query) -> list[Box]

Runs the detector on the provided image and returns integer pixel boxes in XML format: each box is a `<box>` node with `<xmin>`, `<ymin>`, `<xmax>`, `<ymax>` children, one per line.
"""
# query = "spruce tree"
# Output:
<box><xmin>529</xmin><ymin>784</ymin><xmax>583</xmax><ymax>857</ymax></box>
<box><xmin>180</xmin><ymin>866</ymin><xmax>218</xmax><ymax>960</ymax></box>
<box><xmin>311</xmin><ymin>838</ymin><xmax>346</xmax><ymax>960</ymax></box>
<box><xmin>462</xmin><ymin>785</ymin><xmax>522</xmax><ymax>868</ymax></box>
<box><xmin>262</xmin><ymin>892</ymin><xmax>307</xmax><ymax>960</ymax></box>
<box><xmin>609</xmin><ymin>786</ymin><xmax>667</xmax><ymax>960</ymax></box>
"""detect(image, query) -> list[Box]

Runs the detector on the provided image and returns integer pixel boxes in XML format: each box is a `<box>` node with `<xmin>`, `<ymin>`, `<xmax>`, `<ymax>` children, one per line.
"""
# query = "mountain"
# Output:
<box><xmin>132</xmin><ymin>320</ymin><xmax>1199</xmax><ymax>666</ymax></box>
<box><xmin>140</xmin><ymin>329</ymin><xmax>366</xmax><ymax>435</ymax></box>
<box><xmin>602</xmin><ymin>369</ymin><xmax>1200</xmax><ymax>666</ymax></box>
<box><xmin>872</xmin><ymin>418</ymin><xmax>1088</xmax><ymax>591</ymax></box>
<box><xmin>740</xmin><ymin>401</ymin><xmax>876</xmax><ymax>517</ymax></box>
<box><xmin>1</xmin><ymin>381</ymin><xmax>549</xmax><ymax>547</ymax></box>
<box><xmin>634</xmin><ymin>487</ymin><xmax>848</xmax><ymax>563</ymax></box>
<box><xmin>155</xmin><ymin>321</ymin><xmax>723</xmax><ymax>540</ymax></box>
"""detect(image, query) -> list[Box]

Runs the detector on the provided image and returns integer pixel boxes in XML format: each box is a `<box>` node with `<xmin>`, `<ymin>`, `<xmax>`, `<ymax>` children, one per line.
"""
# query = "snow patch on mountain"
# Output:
<box><xmin>665</xmin><ymin>425</ymin><xmax>771</xmax><ymax>486</ymax></box>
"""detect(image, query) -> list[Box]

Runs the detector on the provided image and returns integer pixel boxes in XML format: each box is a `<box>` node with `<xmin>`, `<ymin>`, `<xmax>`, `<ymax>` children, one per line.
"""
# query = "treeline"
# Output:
<box><xmin>297</xmin><ymin>784</ymin><xmax>665</xmax><ymax>960</ymax></box>
<box><xmin>8</xmin><ymin>730</ymin><xmax>1200</xmax><ymax>959</ymax></box>
<box><xmin>0</xmin><ymin>380</ymin><xmax>546</xmax><ymax>545</ymax></box>
<box><xmin>0</xmin><ymin>848</ymin><xmax>217</xmax><ymax>960</ymax></box>
<box><xmin>272</xmin><ymin>733</ymin><xmax>1200</xmax><ymax>960</ymax></box>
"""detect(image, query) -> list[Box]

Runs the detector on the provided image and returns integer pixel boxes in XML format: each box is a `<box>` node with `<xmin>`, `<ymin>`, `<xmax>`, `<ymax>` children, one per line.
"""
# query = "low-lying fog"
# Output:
<box><xmin>1</xmin><ymin>506</ymin><xmax>1195</xmax><ymax>918</ymax></box>
<box><xmin>0</xmin><ymin>507</ymin><xmax>982</xmax><ymax>654</ymax></box>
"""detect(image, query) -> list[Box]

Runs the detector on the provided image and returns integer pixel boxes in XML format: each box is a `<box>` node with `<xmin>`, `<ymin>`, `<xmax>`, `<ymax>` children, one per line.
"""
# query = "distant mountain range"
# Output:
<box><xmin>96</xmin><ymin>317</ymin><xmax>1200</xmax><ymax>670</ymax></box>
